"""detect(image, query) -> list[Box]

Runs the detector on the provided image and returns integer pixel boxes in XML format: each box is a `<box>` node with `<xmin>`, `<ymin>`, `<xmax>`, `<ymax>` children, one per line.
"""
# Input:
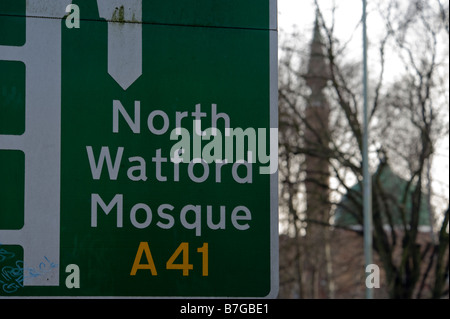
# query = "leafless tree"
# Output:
<box><xmin>278</xmin><ymin>0</ymin><xmax>449</xmax><ymax>299</ymax></box>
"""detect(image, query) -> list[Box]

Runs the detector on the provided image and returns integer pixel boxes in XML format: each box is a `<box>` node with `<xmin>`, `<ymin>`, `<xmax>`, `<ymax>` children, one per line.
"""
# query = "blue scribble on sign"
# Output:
<box><xmin>0</xmin><ymin>261</ymin><xmax>24</xmax><ymax>294</ymax></box>
<box><xmin>0</xmin><ymin>242</ymin><xmax>58</xmax><ymax>294</ymax></box>
<box><xmin>0</xmin><ymin>247</ymin><xmax>16</xmax><ymax>263</ymax></box>
<box><xmin>0</xmin><ymin>242</ymin><xmax>22</xmax><ymax>294</ymax></box>
<box><xmin>24</xmin><ymin>255</ymin><xmax>58</xmax><ymax>280</ymax></box>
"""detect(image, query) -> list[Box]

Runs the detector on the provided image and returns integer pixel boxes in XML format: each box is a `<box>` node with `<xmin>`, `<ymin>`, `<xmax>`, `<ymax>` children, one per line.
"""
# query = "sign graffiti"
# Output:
<box><xmin>0</xmin><ymin>243</ymin><xmax>58</xmax><ymax>294</ymax></box>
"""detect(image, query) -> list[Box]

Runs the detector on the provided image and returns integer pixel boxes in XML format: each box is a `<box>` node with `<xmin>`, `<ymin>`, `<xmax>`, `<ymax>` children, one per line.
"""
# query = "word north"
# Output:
<box><xmin>112</xmin><ymin>100</ymin><xmax>277</xmax><ymax>174</ymax></box>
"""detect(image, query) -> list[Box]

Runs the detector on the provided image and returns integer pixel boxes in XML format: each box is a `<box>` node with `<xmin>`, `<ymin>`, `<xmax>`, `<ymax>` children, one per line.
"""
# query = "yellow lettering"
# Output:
<box><xmin>197</xmin><ymin>243</ymin><xmax>209</xmax><ymax>276</ymax></box>
<box><xmin>166</xmin><ymin>242</ymin><xmax>193</xmax><ymax>276</ymax></box>
<box><xmin>130</xmin><ymin>242</ymin><xmax>157</xmax><ymax>276</ymax></box>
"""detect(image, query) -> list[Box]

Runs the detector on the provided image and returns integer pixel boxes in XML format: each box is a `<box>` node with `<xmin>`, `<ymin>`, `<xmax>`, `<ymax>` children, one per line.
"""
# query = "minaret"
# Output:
<box><xmin>305</xmin><ymin>13</ymin><xmax>330</xmax><ymax>196</ymax></box>
<box><xmin>304</xmin><ymin>13</ymin><xmax>332</xmax><ymax>298</ymax></box>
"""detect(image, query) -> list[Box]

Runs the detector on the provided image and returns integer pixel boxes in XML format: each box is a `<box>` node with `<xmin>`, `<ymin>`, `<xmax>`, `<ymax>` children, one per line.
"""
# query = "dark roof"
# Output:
<box><xmin>335</xmin><ymin>166</ymin><xmax>431</xmax><ymax>227</ymax></box>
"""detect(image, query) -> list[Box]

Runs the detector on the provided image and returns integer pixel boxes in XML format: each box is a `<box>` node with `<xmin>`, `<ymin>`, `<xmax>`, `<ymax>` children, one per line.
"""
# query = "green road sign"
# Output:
<box><xmin>0</xmin><ymin>0</ymin><xmax>278</xmax><ymax>298</ymax></box>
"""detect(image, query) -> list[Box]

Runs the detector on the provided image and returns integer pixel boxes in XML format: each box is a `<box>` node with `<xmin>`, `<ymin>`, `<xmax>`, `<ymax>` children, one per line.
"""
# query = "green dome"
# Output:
<box><xmin>335</xmin><ymin>166</ymin><xmax>431</xmax><ymax>227</ymax></box>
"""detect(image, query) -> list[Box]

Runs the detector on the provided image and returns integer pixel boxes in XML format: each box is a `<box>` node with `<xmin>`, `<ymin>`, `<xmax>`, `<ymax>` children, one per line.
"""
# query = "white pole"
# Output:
<box><xmin>362</xmin><ymin>0</ymin><xmax>374</xmax><ymax>299</ymax></box>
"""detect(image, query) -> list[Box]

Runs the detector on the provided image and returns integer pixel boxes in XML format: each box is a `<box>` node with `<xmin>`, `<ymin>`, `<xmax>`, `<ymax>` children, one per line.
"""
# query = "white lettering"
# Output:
<box><xmin>231</xmin><ymin>206</ymin><xmax>251</xmax><ymax>230</ymax></box>
<box><xmin>180</xmin><ymin>205</ymin><xmax>202</xmax><ymax>237</ymax></box>
<box><xmin>127</xmin><ymin>156</ymin><xmax>147</xmax><ymax>181</ymax></box>
<box><xmin>86</xmin><ymin>146</ymin><xmax>124</xmax><ymax>180</ymax></box>
<box><xmin>206</xmin><ymin>206</ymin><xmax>226</xmax><ymax>230</ymax></box>
<box><xmin>90</xmin><ymin>195</ymin><xmax>252</xmax><ymax>234</ymax></box>
<box><xmin>113</xmin><ymin>100</ymin><xmax>140</xmax><ymax>134</ymax></box>
<box><xmin>152</xmin><ymin>149</ymin><xmax>167</xmax><ymax>182</ymax></box>
<box><xmin>211</xmin><ymin>104</ymin><xmax>230</xmax><ymax>136</ymax></box>
<box><xmin>91</xmin><ymin>193</ymin><xmax>123</xmax><ymax>227</ymax></box>
<box><xmin>147</xmin><ymin>110</ymin><xmax>169</xmax><ymax>135</ymax></box>
<box><xmin>130</xmin><ymin>203</ymin><xmax>152</xmax><ymax>229</ymax></box>
<box><xmin>188</xmin><ymin>159</ymin><xmax>209</xmax><ymax>183</ymax></box>
<box><xmin>232</xmin><ymin>152</ymin><xmax>253</xmax><ymax>184</ymax></box>
<box><xmin>156</xmin><ymin>204</ymin><xmax>175</xmax><ymax>229</ymax></box>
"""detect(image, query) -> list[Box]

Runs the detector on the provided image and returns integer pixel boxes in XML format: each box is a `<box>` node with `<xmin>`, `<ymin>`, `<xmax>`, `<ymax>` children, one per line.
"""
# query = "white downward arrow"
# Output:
<box><xmin>97</xmin><ymin>0</ymin><xmax>142</xmax><ymax>90</ymax></box>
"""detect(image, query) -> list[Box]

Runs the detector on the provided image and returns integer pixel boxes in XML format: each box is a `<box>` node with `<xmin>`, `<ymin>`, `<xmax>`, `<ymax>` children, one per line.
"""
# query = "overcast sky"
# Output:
<box><xmin>276</xmin><ymin>0</ymin><xmax>449</xmax><ymax>207</ymax></box>
<box><xmin>278</xmin><ymin>0</ymin><xmax>364</xmax><ymax>35</ymax></box>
